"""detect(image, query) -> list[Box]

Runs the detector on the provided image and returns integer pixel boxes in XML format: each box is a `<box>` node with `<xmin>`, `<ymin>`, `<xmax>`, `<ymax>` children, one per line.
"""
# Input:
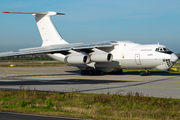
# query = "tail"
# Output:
<box><xmin>3</xmin><ymin>11</ymin><xmax>68</xmax><ymax>46</ymax></box>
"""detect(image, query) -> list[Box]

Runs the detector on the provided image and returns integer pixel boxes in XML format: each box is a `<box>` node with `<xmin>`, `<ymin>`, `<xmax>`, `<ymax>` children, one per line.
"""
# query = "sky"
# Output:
<box><xmin>0</xmin><ymin>0</ymin><xmax>180</xmax><ymax>53</ymax></box>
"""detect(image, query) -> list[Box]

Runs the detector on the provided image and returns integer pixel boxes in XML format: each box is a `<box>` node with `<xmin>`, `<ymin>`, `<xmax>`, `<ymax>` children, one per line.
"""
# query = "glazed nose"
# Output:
<box><xmin>170</xmin><ymin>53</ymin><xmax>178</xmax><ymax>63</ymax></box>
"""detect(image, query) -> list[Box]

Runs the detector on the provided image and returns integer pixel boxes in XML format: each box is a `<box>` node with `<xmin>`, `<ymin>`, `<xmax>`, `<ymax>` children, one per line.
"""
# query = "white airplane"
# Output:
<box><xmin>1</xmin><ymin>11</ymin><xmax>178</xmax><ymax>76</ymax></box>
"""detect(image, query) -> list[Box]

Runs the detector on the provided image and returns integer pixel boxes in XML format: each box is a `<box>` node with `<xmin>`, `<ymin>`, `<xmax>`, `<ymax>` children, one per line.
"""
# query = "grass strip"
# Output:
<box><xmin>0</xmin><ymin>62</ymin><xmax>65</xmax><ymax>67</ymax></box>
<box><xmin>0</xmin><ymin>89</ymin><xmax>180</xmax><ymax>119</ymax></box>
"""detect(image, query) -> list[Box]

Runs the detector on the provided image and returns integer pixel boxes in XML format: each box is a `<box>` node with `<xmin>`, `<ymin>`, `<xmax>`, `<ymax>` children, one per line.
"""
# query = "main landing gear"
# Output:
<box><xmin>81</xmin><ymin>69</ymin><xmax>123</xmax><ymax>75</ymax></box>
<box><xmin>81</xmin><ymin>70</ymin><xmax>103</xmax><ymax>75</ymax></box>
<box><xmin>107</xmin><ymin>69</ymin><xmax>123</xmax><ymax>75</ymax></box>
<box><xmin>140</xmin><ymin>70</ymin><xmax>150</xmax><ymax>76</ymax></box>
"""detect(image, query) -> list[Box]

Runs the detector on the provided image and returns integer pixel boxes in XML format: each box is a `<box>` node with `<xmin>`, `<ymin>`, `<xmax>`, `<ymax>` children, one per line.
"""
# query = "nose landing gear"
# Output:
<box><xmin>140</xmin><ymin>70</ymin><xmax>150</xmax><ymax>76</ymax></box>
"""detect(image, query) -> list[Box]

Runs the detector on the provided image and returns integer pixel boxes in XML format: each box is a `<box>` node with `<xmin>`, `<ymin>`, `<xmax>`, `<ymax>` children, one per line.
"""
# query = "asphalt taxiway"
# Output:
<box><xmin>0</xmin><ymin>112</ymin><xmax>91</xmax><ymax>120</ymax></box>
<box><xmin>0</xmin><ymin>66</ymin><xmax>180</xmax><ymax>98</ymax></box>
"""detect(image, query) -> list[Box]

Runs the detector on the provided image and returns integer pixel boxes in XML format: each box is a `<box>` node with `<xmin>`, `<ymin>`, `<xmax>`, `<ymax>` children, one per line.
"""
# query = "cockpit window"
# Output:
<box><xmin>156</xmin><ymin>47</ymin><xmax>170</xmax><ymax>52</ymax></box>
<box><xmin>163</xmin><ymin>48</ymin><xmax>167</xmax><ymax>51</ymax></box>
<box><xmin>155</xmin><ymin>47</ymin><xmax>172</xmax><ymax>54</ymax></box>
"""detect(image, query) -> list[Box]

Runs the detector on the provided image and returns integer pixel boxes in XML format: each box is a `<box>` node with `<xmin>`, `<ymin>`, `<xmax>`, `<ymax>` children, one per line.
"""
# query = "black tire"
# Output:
<box><xmin>118</xmin><ymin>69</ymin><xmax>123</xmax><ymax>75</ymax></box>
<box><xmin>147</xmin><ymin>71</ymin><xmax>150</xmax><ymax>76</ymax></box>
<box><xmin>140</xmin><ymin>71</ymin><xmax>150</xmax><ymax>76</ymax></box>
<box><xmin>140</xmin><ymin>71</ymin><xmax>146</xmax><ymax>76</ymax></box>
<box><xmin>81</xmin><ymin>70</ymin><xmax>87</xmax><ymax>75</ymax></box>
<box><xmin>88</xmin><ymin>70</ymin><xmax>94</xmax><ymax>75</ymax></box>
<box><xmin>95</xmin><ymin>70</ymin><xmax>102</xmax><ymax>75</ymax></box>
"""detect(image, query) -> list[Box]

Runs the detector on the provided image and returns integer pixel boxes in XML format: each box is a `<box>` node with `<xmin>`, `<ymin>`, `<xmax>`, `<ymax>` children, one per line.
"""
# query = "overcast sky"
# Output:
<box><xmin>0</xmin><ymin>0</ymin><xmax>180</xmax><ymax>53</ymax></box>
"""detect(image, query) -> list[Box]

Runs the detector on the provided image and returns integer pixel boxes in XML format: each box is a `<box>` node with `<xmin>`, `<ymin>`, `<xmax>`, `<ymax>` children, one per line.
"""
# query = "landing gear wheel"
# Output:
<box><xmin>81</xmin><ymin>70</ymin><xmax>103</xmax><ymax>75</ymax></box>
<box><xmin>95</xmin><ymin>70</ymin><xmax>100</xmax><ymax>75</ymax></box>
<box><xmin>95</xmin><ymin>70</ymin><xmax>103</xmax><ymax>75</ymax></box>
<box><xmin>147</xmin><ymin>71</ymin><xmax>150</xmax><ymax>75</ymax></box>
<box><xmin>140</xmin><ymin>70</ymin><xmax>150</xmax><ymax>76</ymax></box>
<box><xmin>87</xmin><ymin>70</ymin><xmax>95</xmax><ymax>75</ymax></box>
<box><xmin>140</xmin><ymin>71</ymin><xmax>146</xmax><ymax>76</ymax></box>
<box><xmin>81</xmin><ymin>70</ymin><xmax>87</xmax><ymax>75</ymax></box>
<box><xmin>118</xmin><ymin>69</ymin><xmax>123</xmax><ymax>75</ymax></box>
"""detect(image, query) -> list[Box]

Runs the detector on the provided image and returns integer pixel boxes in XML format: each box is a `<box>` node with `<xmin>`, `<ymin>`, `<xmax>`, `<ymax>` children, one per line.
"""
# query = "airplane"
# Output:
<box><xmin>1</xmin><ymin>11</ymin><xmax>178</xmax><ymax>76</ymax></box>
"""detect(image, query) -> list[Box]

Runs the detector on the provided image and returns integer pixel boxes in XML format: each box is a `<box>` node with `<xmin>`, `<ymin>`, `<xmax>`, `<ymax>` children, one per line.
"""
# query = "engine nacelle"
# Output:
<box><xmin>65</xmin><ymin>55</ymin><xmax>90</xmax><ymax>64</ymax></box>
<box><xmin>90</xmin><ymin>53</ymin><xmax>113</xmax><ymax>62</ymax></box>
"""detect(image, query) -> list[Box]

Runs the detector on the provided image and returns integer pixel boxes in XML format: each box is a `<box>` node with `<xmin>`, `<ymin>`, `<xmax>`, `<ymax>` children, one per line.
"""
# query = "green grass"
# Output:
<box><xmin>0</xmin><ymin>61</ymin><xmax>65</xmax><ymax>67</ymax></box>
<box><xmin>0</xmin><ymin>90</ymin><xmax>180</xmax><ymax>119</ymax></box>
<box><xmin>174</xmin><ymin>63</ymin><xmax>180</xmax><ymax>66</ymax></box>
<box><xmin>123</xmin><ymin>67</ymin><xmax>180</xmax><ymax>73</ymax></box>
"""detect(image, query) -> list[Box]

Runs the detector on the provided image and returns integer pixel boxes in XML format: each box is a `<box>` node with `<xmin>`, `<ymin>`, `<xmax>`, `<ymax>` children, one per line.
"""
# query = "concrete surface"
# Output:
<box><xmin>0</xmin><ymin>66</ymin><xmax>180</xmax><ymax>98</ymax></box>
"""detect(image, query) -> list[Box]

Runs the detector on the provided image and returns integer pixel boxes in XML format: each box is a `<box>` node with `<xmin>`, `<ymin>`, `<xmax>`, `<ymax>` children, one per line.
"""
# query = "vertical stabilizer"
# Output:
<box><xmin>34</xmin><ymin>12</ymin><xmax>68</xmax><ymax>46</ymax></box>
<box><xmin>3</xmin><ymin>11</ymin><xmax>68</xmax><ymax>46</ymax></box>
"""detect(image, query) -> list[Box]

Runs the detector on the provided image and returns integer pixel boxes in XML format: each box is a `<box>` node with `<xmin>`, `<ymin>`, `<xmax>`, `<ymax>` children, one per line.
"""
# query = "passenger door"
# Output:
<box><xmin>135</xmin><ymin>54</ymin><xmax>141</xmax><ymax>65</ymax></box>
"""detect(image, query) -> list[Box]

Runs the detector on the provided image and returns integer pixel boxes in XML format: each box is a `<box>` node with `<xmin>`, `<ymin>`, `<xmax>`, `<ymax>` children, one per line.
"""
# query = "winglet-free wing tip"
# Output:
<box><xmin>57</xmin><ymin>13</ymin><xmax>65</xmax><ymax>15</ymax></box>
<box><xmin>2</xmin><ymin>12</ymin><xmax>10</xmax><ymax>13</ymax></box>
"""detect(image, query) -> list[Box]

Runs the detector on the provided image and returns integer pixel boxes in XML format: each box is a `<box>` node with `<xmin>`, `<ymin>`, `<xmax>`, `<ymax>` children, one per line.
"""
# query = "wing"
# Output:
<box><xmin>0</xmin><ymin>41</ymin><xmax>118</xmax><ymax>57</ymax></box>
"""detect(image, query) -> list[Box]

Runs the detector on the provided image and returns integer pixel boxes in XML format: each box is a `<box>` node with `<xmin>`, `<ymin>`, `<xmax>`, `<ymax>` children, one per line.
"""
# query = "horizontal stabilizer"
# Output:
<box><xmin>2</xmin><ymin>11</ymin><xmax>65</xmax><ymax>15</ymax></box>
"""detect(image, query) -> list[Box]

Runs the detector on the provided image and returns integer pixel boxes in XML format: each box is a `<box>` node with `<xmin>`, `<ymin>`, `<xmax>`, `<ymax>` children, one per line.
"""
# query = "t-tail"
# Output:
<box><xmin>3</xmin><ymin>11</ymin><xmax>68</xmax><ymax>46</ymax></box>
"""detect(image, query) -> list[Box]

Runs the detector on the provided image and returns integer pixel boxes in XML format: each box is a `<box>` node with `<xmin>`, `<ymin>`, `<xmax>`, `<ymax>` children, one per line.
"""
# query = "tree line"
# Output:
<box><xmin>176</xmin><ymin>53</ymin><xmax>180</xmax><ymax>59</ymax></box>
<box><xmin>0</xmin><ymin>54</ymin><xmax>54</xmax><ymax>61</ymax></box>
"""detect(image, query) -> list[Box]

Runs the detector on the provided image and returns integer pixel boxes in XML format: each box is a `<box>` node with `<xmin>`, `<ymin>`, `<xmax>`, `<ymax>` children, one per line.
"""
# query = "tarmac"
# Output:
<box><xmin>0</xmin><ymin>112</ymin><xmax>91</xmax><ymax>120</ymax></box>
<box><xmin>0</xmin><ymin>66</ymin><xmax>180</xmax><ymax>98</ymax></box>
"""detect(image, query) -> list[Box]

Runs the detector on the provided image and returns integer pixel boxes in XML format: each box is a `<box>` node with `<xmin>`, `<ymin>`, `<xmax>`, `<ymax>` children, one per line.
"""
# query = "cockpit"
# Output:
<box><xmin>155</xmin><ymin>47</ymin><xmax>173</xmax><ymax>54</ymax></box>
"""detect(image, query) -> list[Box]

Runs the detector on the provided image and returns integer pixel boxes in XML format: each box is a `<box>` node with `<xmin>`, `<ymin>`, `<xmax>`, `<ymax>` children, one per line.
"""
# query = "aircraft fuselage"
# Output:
<box><xmin>69</xmin><ymin>41</ymin><xmax>178</xmax><ymax>73</ymax></box>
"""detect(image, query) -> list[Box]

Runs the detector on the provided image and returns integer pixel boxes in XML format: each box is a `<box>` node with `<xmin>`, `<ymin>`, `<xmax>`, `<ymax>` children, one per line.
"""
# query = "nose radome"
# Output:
<box><xmin>170</xmin><ymin>53</ymin><xmax>178</xmax><ymax>62</ymax></box>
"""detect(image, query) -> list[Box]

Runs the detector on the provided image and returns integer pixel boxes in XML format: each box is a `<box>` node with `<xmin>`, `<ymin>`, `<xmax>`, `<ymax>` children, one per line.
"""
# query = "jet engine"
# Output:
<box><xmin>65</xmin><ymin>55</ymin><xmax>90</xmax><ymax>64</ymax></box>
<box><xmin>90</xmin><ymin>53</ymin><xmax>113</xmax><ymax>62</ymax></box>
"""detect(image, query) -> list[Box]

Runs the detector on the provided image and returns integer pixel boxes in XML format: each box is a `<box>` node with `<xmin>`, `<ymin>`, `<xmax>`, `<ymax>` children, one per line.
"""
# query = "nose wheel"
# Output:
<box><xmin>140</xmin><ymin>70</ymin><xmax>150</xmax><ymax>76</ymax></box>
